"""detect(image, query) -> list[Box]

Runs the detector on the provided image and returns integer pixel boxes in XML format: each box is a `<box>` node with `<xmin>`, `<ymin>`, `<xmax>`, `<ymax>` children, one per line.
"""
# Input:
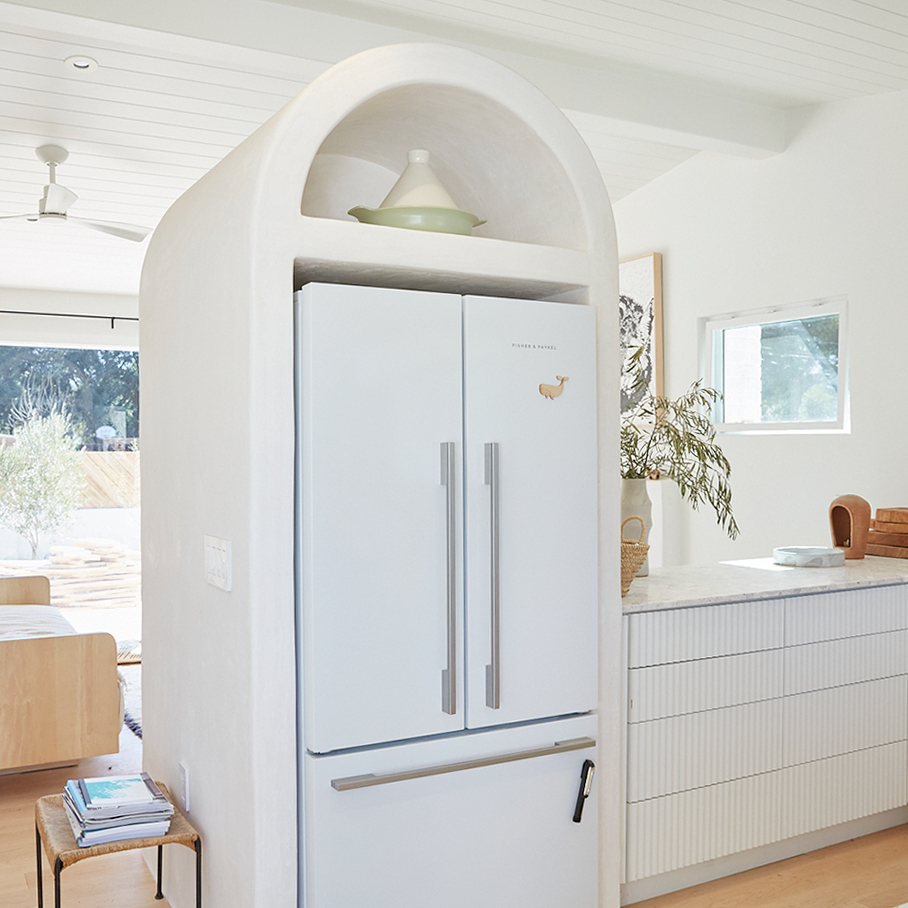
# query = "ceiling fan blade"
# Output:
<box><xmin>41</xmin><ymin>183</ymin><xmax>78</xmax><ymax>215</ymax></box>
<box><xmin>0</xmin><ymin>214</ymin><xmax>36</xmax><ymax>222</ymax></box>
<box><xmin>66</xmin><ymin>216</ymin><xmax>152</xmax><ymax>242</ymax></box>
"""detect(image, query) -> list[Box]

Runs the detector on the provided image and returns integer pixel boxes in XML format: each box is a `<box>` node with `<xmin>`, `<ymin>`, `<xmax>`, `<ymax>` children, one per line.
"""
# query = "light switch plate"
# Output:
<box><xmin>204</xmin><ymin>535</ymin><xmax>232</xmax><ymax>591</ymax></box>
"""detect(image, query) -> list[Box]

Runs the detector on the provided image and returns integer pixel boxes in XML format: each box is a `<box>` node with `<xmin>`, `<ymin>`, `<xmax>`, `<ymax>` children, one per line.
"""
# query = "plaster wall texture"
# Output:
<box><xmin>614</xmin><ymin>89</ymin><xmax>908</xmax><ymax>567</ymax></box>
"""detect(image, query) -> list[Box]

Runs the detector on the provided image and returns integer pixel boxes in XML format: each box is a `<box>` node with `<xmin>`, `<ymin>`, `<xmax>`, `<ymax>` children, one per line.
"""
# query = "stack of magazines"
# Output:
<box><xmin>62</xmin><ymin>772</ymin><xmax>174</xmax><ymax>847</ymax></box>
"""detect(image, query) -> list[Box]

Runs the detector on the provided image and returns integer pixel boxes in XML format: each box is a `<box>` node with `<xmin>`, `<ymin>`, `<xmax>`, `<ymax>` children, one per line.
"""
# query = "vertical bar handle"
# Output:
<box><xmin>485</xmin><ymin>442</ymin><xmax>501</xmax><ymax>709</ymax></box>
<box><xmin>441</xmin><ymin>442</ymin><xmax>456</xmax><ymax>715</ymax></box>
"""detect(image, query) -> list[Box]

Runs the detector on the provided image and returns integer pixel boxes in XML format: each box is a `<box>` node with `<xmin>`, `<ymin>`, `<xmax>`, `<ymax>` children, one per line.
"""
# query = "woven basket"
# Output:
<box><xmin>621</xmin><ymin>516</ymin><xmax>649</xmax><ymax>597</ymax></box>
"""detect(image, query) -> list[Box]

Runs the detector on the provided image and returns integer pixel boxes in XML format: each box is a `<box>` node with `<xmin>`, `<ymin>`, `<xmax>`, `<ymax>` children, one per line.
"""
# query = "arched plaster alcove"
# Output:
<box><xmin>302</xmin><ymin>83</ymin><xmax>586</xmax><ymax>249</ymax></box>
<box><xmin>141</xmin><ymin>42</ymin><xmax>622</xmax><ymax>908</ymax></box>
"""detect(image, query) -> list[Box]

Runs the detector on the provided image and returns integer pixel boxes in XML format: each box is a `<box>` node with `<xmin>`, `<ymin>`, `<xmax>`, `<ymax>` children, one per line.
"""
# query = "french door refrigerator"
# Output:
<box><xmin>294</xmin><ymin>282</ymin><xmax>599</xmax><ymax>908</ymax></box>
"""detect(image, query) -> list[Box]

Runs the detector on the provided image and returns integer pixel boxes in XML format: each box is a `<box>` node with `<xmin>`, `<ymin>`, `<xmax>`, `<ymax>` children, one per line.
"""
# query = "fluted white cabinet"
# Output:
<box><xmin>625</xmin><ymin>585</ymin><xmax>908</xmax><ymax>884</ymax></box>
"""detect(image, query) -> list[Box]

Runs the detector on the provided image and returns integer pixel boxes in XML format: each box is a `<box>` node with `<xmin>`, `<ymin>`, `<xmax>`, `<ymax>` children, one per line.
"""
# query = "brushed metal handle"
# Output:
<box><xmin>330</xmin><ymin>736</ymin><xmax>595</xmax><ymax>791</ymax></box>
<box><xmin>485</xmin><ymin>442</ymin><xmax>500</xmax><ymax>709</ymax></box>
<box><xmin>441</xmin><ymin>442</ymin><xmax>456</xmax><ymax>715</ymax></box>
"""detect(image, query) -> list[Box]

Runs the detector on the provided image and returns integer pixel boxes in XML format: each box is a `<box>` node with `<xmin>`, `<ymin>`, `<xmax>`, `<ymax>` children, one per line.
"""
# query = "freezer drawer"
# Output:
<box><xmin>302</xmin><ymin>715</ymin><xmax>598</xmax><ymax>908</ymax></box>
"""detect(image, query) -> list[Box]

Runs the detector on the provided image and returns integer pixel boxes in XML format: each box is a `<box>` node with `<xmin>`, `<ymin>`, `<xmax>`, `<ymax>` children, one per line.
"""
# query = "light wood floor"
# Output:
<box><xmin>631</xmin><ymin>824</ymin><xmax>908</xmax><ymax>908</ymax></box>
<box><xmin>0</xmin><ymin>727</ymin><xmax>170</xmax><ymax>908</ymax></box>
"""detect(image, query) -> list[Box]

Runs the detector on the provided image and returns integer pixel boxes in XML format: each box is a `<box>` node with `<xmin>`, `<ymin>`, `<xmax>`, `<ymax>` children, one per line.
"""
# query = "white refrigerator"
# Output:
<box><xmin>294</xmin><ymin>282</ymin><xmax>599</xmax><ymax>907</ymax></box>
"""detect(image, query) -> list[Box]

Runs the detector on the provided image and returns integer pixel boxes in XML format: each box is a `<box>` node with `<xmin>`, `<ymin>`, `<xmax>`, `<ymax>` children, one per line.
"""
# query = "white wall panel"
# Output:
<box><xmin>628</xmin><ymin>649</ymin><xmax>783</xmax><ymax>722</ymax></box>
<box><xmin>628</xmin><ymin>700</ymin><xmax>782</xmax><ymax>801</ymax></box>
<box><xmin>785</xmin><ymin>630</ymin><xmax>908</xmax><ymax>695</ymax></box>
<box><xmin>781</xmin><ymin>743</ymin><xmax>908</xmax><ymax>839</ymax></box>
<box><xmin>627</xmin><ymin>599</ymin><xmax>784</xmax><ymax>668</ymax></box>
<box><xmin>625</xmin><ymin>771</ymin><xmax>782</xmax><ymax>881</ymax></box>
<box><xmin>613</xmin><ymin>88</ymin><xmax>908</xmax><ymax>569</ymax></box>
<box><xmin>783</xmin><ymin>677</ymin><xmax>908</xmax><ymax>766</ymax></box>
<box><xmin>785</xmin><ymin>586</ymin><xmax>908</xmax><ymax>645</ymax></box>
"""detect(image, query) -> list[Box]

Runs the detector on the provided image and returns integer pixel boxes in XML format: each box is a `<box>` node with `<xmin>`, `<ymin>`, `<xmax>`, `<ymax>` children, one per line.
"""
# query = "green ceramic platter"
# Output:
<box><xmin>348</xmin><ymin>205</ymin><xmax>486</xmax><ymax>236</ymax></box>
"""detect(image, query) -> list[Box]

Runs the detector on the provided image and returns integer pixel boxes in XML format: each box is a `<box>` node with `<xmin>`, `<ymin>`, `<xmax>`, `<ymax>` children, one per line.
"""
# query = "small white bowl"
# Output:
<box><xmin>772</xmin><ymin>546</ymin><xmax>845</xmax><ymax>568</ymax></box>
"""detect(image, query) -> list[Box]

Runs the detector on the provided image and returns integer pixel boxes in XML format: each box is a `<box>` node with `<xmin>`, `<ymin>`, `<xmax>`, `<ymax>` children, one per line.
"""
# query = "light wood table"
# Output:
<box><xmin>35</xmin><ymin>782</ymin><xmax>201</xmax><ymax>908</ymax></box>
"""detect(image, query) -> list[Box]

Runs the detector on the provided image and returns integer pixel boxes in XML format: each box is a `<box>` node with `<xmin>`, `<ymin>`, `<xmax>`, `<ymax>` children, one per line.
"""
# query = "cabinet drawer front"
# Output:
<box><xmin>627</xmin><ymin>600</ymin><xmax>784</xmax><ymax>668</ymax></box>
<box><xmin>304</xmin><ymin>716</ymin><xmax>598</xmax><ymax>908</ymax></box>
<box><xmin>628</xmin><ymin>649</ymin><xmax>783</xmax><ymax>722</ymax></box>
<box><xmin>785</xmin><ymin>630</ymin><xmax>908</xmax><ymax>695</ymax></box>
<box><xmin>785</xmin><ymin>586</ymin><xmax>908</xmax><ymax>645</ymax></box>
<box><xmin>627</xmin><ymin>699</ymin><xmax>782</xmax><ymax>802</ymax></box>
<box><xmin>781</xmin><ymin>742</ymin><xmax>908</xmax><ymax>839</ymax></box>
<box><xmin>783</xmin><ymin>676</ymin><xmax>908</xmax><ymax>766</ymax></box>
<box><xmin>625</xmin><ymin>772</ymin><xmax>782</xmax><ymax>881</ymax></box>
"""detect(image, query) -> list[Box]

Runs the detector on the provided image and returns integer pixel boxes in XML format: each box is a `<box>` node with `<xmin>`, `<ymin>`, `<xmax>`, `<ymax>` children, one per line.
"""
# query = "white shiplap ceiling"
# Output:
<box><xmin>2</xmin><ymin>0</ymin><xmax>908</xmax><ymax>295</ymax></box>
<box><xmin>291</xmin><ymin>0</ymin><xmax>908</xmax><ymax>105</ymax></box>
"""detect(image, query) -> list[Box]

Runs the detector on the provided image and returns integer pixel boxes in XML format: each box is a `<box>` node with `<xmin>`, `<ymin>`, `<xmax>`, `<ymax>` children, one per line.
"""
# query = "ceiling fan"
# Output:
<box><xmin>0</xmin><ymin>145</ymin><xmax>152</xmax><ymax>242</ymax></box>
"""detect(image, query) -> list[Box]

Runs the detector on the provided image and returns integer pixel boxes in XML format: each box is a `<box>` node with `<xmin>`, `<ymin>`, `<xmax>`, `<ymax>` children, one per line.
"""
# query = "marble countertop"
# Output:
<box><xmin>622</xmin><ymin>555</ymin><xmax>908</xmax><ymax>613</ymax></box>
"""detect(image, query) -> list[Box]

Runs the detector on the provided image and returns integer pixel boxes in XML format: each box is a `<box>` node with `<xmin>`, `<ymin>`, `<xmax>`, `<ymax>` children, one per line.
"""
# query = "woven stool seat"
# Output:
<box><xmin>35</xmin><ymin>782</ymin><xmax>201</xmax><ymax>907</ymax></box>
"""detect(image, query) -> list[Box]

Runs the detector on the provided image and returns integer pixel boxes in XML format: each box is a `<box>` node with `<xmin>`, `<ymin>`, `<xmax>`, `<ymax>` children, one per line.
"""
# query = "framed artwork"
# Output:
<box><xmin>619</xmin><ymin>252</ymin><xmax>663</xmax><ymax>416</ymax></box>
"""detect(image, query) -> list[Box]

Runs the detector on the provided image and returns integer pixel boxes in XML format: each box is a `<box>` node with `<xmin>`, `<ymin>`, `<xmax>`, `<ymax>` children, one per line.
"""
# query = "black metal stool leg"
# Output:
<box><xmin>155</xmin><ymin>844</ymin><xmax>164</xmax><ymax>899</ymax></box>
<box><xmin>35</xmin><ymin>827</ymin><xmax>43</xmax><ymax>908</ymax></box>
<box><xmin>195</xmin><ymin>838</ymin><xmax>202</xmax><ymax>908</ymax></box>
<box><xmin>53</xmin><ymin>857</ymin><xmax>62</xmax><ymax>908</ymax></box>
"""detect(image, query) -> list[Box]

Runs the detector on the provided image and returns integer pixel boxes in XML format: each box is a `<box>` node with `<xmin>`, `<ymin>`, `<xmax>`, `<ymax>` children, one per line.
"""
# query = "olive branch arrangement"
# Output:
<box><xmin>620</xmin><ymin>347</ymin><xmax>740</xmax><ymax>539</ymax></box>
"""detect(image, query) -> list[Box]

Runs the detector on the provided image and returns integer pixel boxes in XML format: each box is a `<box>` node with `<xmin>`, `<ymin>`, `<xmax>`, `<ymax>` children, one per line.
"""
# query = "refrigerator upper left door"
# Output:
<box><xmin>296</xmin><ymin>283</ymin><xmax>465</xmax><ymax>753</ymax></box>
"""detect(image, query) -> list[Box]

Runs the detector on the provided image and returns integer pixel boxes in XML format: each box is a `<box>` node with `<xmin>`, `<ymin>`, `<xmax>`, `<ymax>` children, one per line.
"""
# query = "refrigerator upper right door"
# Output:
<box><xmin>463</xmin><ymin>296</ymin><xmax>599</xmax><ymax>729</ymax></box>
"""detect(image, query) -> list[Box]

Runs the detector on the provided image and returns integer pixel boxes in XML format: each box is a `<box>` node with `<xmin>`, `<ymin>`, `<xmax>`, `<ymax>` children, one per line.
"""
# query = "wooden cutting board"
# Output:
<box><xmin>866</xmin><ymin>543</ymin><xmax>908</xmax><ymax>558</ymax></box>
<box><xmin>871</xmin><ymin>519</ymin><xmax>908</xmax><ymax>534</ymax></box>
<box><xmin>869</xmin><ymin>530</ymin><xmax>908</xmax><ymax>546</ymax></box>
<box><xmin>875</xmin><ymin>507</ymin><xmax>908</xmax><ymax>524</ymax></box>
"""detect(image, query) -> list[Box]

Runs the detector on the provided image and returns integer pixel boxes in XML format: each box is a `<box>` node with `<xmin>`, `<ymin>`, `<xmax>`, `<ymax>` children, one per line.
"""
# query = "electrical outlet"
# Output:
<box><xmin>204</xmin><ymin>535</ymin><xmax>232</xmax><ymax>591</ymax></box>
<box><xmin>179</xmin><ymin>761</ymin><xmax>190</xmax><ymax>811</ymax></box>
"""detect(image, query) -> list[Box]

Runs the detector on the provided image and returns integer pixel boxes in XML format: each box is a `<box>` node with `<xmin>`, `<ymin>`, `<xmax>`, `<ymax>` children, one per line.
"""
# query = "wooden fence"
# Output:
<box><xmin>81</xmin><ymin>451</ymin><xmax>139</xmax><ymax>508</ymax></box>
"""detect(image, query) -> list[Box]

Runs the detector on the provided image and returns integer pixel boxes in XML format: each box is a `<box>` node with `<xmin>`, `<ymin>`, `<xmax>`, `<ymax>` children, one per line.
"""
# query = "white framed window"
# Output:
<box><xmin>703</xmin><ymin>296</ymin><xmax>848</xmax><ymax>434</ymax></box>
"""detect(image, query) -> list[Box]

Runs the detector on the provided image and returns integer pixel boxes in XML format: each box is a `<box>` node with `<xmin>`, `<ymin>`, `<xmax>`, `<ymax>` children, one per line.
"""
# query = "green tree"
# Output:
<box><xmin>0</xmin><ymin>409</ymin><xmax>86</xmax><ymax>558</ymax></box>
<box><xmin>760</xmin><ymin>315</ymin><xmax>838</xmax><ymax>423</ymax></box>
<box><xmin>0</xmin><ymin>347</ymin><xmax>139</xmax><ymax>443</ymax></box>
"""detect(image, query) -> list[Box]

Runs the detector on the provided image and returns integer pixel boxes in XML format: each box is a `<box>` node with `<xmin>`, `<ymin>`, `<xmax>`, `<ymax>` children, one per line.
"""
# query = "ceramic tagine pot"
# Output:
<box><xmin>348</xmin><ymin>149</ymin><xmax>486</xmax><ymax>236</ymax></box>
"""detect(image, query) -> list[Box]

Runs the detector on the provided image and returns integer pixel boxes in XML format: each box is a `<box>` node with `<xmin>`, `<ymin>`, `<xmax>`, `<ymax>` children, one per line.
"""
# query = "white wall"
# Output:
<box><xmin>0</xmin><ymin>286</ymin><xmax>139</xmax><ymax>348</ymax></box>
<box><xmin>0</xmin><ymin>507</ymin><xmax>139</xmax><ymax>560</ymax></box>
<box><xmin>0</xmin><ymin>286</ymin><xmax>138</xmax><ymax>319</ymax></box>
<box><xmin>614</xmin><ymin>88</ymin><xmax>908</xmax><ymax>566</ymax></box>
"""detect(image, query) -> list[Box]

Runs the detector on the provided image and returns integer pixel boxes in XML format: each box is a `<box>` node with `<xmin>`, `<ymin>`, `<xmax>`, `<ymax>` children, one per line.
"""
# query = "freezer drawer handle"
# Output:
<box><xmin>441</xmin><ymin>441</ymin><xmax>456</xmax><ymax>716</ymax></box>
<box><xmin>484</xmin><ymin>442</ymin><xmax>501</xmax><ymax>709</ymax></box>
<box><xmin>330</xmin><ymin>736</ymin><xmax>595</xmax><ymax>791</ymax></box>
<box><xmin>572</xmin><ymin>759</ymin><xmax>595</xmax><ymax>823</ymax></box>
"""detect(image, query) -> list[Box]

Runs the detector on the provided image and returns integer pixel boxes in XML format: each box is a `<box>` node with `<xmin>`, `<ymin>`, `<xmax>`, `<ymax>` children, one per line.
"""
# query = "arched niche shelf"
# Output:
<box><xmin>301</xmin><ymin>83</ymin><xmax>586</xmax><ymax>251</ymax></box>
<box><xmin>279</xmin><ymin>45</ymin><xmax>614</xmax><ymax>303</ymax></box>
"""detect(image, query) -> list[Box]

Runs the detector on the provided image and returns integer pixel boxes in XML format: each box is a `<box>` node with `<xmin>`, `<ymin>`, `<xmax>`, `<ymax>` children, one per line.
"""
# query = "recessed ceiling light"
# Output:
<box><xmin>64</xmin><ymin>55</ymin><xmax>98</xmax><ymax>73</ymax></box>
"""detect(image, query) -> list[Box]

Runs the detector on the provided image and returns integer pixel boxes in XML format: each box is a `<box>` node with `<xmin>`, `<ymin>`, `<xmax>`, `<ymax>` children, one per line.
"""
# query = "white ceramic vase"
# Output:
<box><xmin>620</xmin><ymin>477</ymin><xmax>652</xmax><ymax>577</ymax></box>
